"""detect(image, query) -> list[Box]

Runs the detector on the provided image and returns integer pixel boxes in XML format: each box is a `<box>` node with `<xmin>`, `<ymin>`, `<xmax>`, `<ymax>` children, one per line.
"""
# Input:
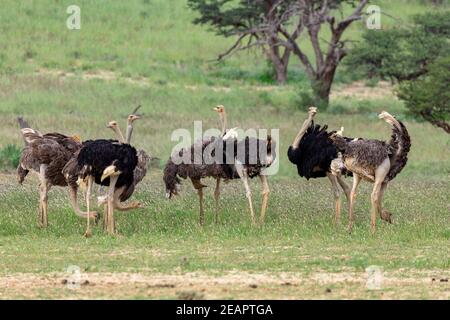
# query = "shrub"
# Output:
<box><xmin>0</xmin><ymin>144</ymin><xmax>21</xmax><ymax>170</ymax></box>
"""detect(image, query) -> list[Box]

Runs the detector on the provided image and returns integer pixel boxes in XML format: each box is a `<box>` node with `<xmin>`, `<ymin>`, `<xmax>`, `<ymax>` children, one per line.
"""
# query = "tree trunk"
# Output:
<box><xmin>274</xmin><ymin>61</ymin><xmax>288</xmax><ymax>85</ymax></box>
<box><xmin>312</xmin><ymin>67</ymin><xmax>336</xmax><ymax>108</ymax></box>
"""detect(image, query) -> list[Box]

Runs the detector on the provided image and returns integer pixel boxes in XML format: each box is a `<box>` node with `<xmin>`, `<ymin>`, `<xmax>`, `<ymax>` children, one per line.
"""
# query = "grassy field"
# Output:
<box><xmin>0</xmin><ymin>0</ymin><xmax>449</xmax><ymax>299</ymax></box>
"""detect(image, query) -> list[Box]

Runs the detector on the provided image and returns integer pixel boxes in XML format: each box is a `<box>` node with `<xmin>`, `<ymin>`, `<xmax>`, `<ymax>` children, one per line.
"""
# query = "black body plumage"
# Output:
<box><xmin>76</xmin><ymin>139</ymin><xmax>138</xmax><ymax>188</ymax></box>
<box><xmin>287</xmin><ymin>121</ymin><xmax>348</xmax><ymax>179</ymax></box>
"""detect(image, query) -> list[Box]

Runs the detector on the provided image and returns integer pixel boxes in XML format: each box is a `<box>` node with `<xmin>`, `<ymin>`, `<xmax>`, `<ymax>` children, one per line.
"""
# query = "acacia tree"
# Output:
<box><xmin>188</xmin><ymin>0</ymin><xmax>369</xmax><ymax>107</ymax></box>
<box><xmin>345</xmin><ymin>12</ymin><xmax>449</xmax><ymax>82</ymax></box>
<box><xmin>346</xmin><ymin>12</ymin><xmax>450</xmax><ymax>133</ymax></box>
<box><xmin>397</xmin><ymin>57</ymin><xmax>450</xmax><ymax>134</ymax></box>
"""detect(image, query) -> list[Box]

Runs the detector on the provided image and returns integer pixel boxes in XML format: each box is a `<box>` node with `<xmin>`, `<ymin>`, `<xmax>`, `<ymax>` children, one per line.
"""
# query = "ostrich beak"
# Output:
<box><xmin>101</xmin><ymin>165</ymin><xmax>121</xmax><ymax>182</ymax></box>
<box><xmin>107</xmin><ymin>121</ymin><xmax>117</xmax><ymax>129</ymax></box>
<box><xmin>213</xmin><ymin>105</ymin><xmax>224</xmax><ymax>112</ymax></box>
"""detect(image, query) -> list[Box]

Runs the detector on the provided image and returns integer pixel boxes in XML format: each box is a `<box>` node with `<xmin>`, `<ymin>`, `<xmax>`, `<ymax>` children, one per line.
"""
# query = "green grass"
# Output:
<box><xmin>0</xmin><ymin>175</ymin><xmax>449</xmax><ymax>298</ymax></box>
<box><xmin>0</xmin><ymin>0</ymin><xmax>449</xmax><ymax>299</ymax></box>
<box><xmin>0</xmin><ymin>0</ymin><xmax>444</xmax><ymax>84</ymax></box>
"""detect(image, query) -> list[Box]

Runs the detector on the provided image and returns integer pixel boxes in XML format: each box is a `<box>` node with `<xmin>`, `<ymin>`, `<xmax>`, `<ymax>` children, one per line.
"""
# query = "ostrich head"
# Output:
<box><xmin>213</xmin><ymin>105</ymin><xmax>225</xmax><ymax>114</ymax></box>
<box><xmin>107</xmin><ymin>121</ymin><xmax>118</xmax><ymax>130</ymax></box>
<box><xmin>127</xmin><ymin>114</ymin><xmax>141</xmax><ymax>124</ymax></box>
<box><xmin>101</xmin><ymin>164</ymin><xmax>122</xmax><ymax>182</ymax></box>
<box><xmin>329</xmin><ymin>132</ymin><xmax>348</xmax><ymax>152</ymax></box>
<box><xmin>213</xmin><ymin>105</ymin><xmax>228</xmax><ymax>136</ymax></box>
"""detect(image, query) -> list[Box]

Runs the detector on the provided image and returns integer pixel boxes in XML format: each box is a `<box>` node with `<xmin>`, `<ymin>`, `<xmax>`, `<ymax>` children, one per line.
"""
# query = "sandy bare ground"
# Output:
<box><xmin>331</xmin><ymin>80</ymin><xmax>395</xmax><ymax>100</ymax></box>
<box><xmin>1</xmin><ymin>270</ymin><xmax>448</xmax><ymax>299</ymax></box>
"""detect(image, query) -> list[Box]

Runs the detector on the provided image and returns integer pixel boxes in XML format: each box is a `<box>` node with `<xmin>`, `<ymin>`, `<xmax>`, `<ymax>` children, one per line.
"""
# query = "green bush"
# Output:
<box><xmin>293</xmin><ymin>87</ymin><xmax>315</xmax><ymax>110</ymax></box>
<box><xmin>397</xmin><ymin>57</ymin><xmax>450</xmax><ymax>133</ymax></box>
<box><xmin>0</xmin><ymin>144</ymin><xmax>21</xmax><ymax>170</ymax></box>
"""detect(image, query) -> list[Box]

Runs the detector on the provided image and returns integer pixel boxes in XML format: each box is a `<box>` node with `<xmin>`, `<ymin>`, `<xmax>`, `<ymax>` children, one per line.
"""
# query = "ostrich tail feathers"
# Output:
<box><xmin>163</xmin><ymin>158</ymin><xmax>181</xmax><ymax>199</ymax></box>
<box><xmin>380</xmin><ymin>112</ymin><xmax>411</xmax><ymax>181</ymax></box>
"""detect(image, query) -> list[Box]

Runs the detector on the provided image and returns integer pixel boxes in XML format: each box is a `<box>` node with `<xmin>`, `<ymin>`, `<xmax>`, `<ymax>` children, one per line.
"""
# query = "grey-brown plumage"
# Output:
<box><xmin>331</xmin><ymin>111</ymin><xmax>411</xmax><ymax>233</ymax></box>
<box><xmin>118</xmin><ymin>149</ymin><xmax>150</xmax><ymax>202</ymax></box>
<box><xmin>164</xmin><ymin>131</ymin><xmax>275</xmax><ymax>225</ymax></box>
<box><xmin>16</xmin><ymin>121</ymin><xmax>94</xmax><ymax>227</ymax></box>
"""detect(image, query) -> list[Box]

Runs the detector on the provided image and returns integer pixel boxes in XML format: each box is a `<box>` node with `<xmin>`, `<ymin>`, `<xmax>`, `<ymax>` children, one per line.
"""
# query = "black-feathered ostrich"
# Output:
<box><xmin>63</xmin><ymin>140</ymin><xmax>138</xmax><ymax>236</ymax></box>
<box><xmin>17</xmin><ymin>118</ymin><xmax>97</xmax><ymax>227</ymax></box>
<box><xmin>287</xmin><ymin>107</ymin><xmax>352</xmax><ymax>223</ymax></box>
<box><xmin>104</xmin><ymin>107</ymin><xmax>150</xmax><ymax>210</ymax></box>
<box><xmin>330</xmin><ymin>111</ymin><xmax>411</xmax><ymax>233</ymax></box>
<box><xmin>164</xmin><ymin>113</ymin><xmax>275</xmax><ymax>225</ymax></box>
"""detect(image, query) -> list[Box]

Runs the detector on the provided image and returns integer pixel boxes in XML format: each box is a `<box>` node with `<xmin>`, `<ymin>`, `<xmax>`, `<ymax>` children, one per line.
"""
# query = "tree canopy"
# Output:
<box><xmin>188</xmin><ymin>0</ymin><xmax>369</xmax><ymax>108</ymax></box>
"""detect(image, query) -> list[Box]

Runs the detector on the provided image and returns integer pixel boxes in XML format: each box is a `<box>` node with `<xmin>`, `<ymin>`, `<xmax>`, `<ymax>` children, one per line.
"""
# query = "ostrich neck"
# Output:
<box><xmin>112</xmin><ymin>126</ymin><xmax>126</xmax><ymax>143</ymax></box>
<box><xmin>220</xmin><ymin>111</ymin><xmax>228</xmax><ymax>136</ymax></box>
<box><xmin>291</xmin><ymin>115</ymin><xmax>314</xmax><ymax>148</ymax></box>
<box><xmin>125</xmin><ymin>123</ymin><xmax>134</xmax><ymax>144</ymax></box>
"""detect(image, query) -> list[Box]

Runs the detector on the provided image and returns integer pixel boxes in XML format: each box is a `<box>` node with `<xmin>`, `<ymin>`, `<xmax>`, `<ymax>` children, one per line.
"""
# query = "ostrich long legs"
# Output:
<box><xmin>38</xmin><ymin>165</ymin><xmax>49</xmax><ymax>228</ymax></box>
<box><xmin>214</xmin><ymin>178</ymin><xmax>221</xmax><ymax>223</ymax></box>
<box><xmin>348</xmin><ymin>159</ymin><xmax>391</xmax><ymax>234</ymax></box>
<box><xmin>370</xmin><ymin>158</ymin><xmax>390</xmax><ymax>233</ymax></box>
<box><xmin>101</xmin><ymin>165</ymin><xmax>122</xmax><ymax>234</ymax></box>
<box><xmin>259</xmin><ymin>174</ymin><xmax>270</xmax><ymax>224</ymax></box>
<box><xmin>327</xmin><ymin>173</ymin><xmax>342</xmax><ymax>224</ymax></box>
<box><xmin>235</xmin><ymin>164</ymin><xmax>257</xmax><ymax>225</ymax></box>
<box><xmin>191</xmin><ymin>179</ymin><xmax>207</xmax><ymax>226</ymax></box>
<box><xmin>348</xmin><ymin>174</ymin><xmax>362</xmax><ymax>233</ymax></box>
<box><xmin>379</xmin><ymin>182</ymin><xmax>393</xmax><ymax>223</ymax></box>
<box><xmin>105</xmin><ymin>175</ymin><xmax>119</xmax><ymax>234</ymax></box>
<box><xmin>83</xmin><ymin>176</ymin><xmax>94</xmax><ymax>237</ymax></box>
<box><xmin>68</xmin><ymin>186</ymin><xmax>98</xmax><ymax>219</ymax></box>
<box><xmin>97</xmin><ymin>186</ymin><xmax>141</xmax><ymax>211</ymax></box>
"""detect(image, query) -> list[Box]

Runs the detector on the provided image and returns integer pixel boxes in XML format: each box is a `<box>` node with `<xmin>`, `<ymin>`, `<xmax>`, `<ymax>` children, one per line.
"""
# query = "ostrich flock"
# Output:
<box><xmin>15</xmin><ymin>106</ymin><xmax>410</xmax><ymax>236</ymax></box>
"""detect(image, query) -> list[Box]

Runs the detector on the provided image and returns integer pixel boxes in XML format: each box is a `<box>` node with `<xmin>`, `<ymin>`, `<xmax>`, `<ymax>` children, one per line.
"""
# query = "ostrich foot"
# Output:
<box><xmin>83</xmin><ymin>230</ymin><xmax>92</xmax><ymax>238</ymax></box>
<box><xmin>381</xmin><ymin>209</ymin><xmax>393</xmax><ymax>224</ymax></box>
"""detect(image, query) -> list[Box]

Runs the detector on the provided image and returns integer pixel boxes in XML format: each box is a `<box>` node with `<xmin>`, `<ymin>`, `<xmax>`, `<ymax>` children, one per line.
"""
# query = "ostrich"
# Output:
<box><xmin>210</xmin><ymin>105</ymin><xmax>238</xmax><ymax>222</ymax></box>
<box><xmin>17</xmin><ymin>120</ymin><xmax>97</xmax><ymax>227</ymax></box>
<box><xmin>213</xmin><ymin>105</ymin><xmax>228</xmax><ymax>136</ymax></box>
<box><xmin>163</xmin><ymin>125</ymin><xmax>275</xmax><ymax>225</ymax></box>
<box><xmin>63</xmin><ymin>139</ymin><xmax>138</xmax><ymax>236</ymax></box>
<box><xmin>104</xmin><ymin>111</ymin><xmax>150</xmax><ymax>211</ymax></box>
<box><xmin>287</xmin><ymin>107</ymin><xmax>352</xmax><ymax>223</ymax></box>
<box><xmin>330</xmin><ymin>111</ymin><xmax>411</xmax><ymax>233</ymax></box>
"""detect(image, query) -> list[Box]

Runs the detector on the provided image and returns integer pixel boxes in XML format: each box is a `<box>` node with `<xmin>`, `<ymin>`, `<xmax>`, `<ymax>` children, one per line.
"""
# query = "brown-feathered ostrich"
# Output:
<box><xmin>209</xmin><ymin>105</ymin><xmax>238</xmax><ymax>222</ymax></box>
<box><xmin>287</xmin><ymin>107</ymin><xmax>353</xmax><ymax>223</ymax></box>
<box><xmin>213</xmin><ymin>105</ymin><xmax>228</xmax><ymax>136</ymax></box>
<box><xmin>164</xmin><ymin>119</ymin><xmax>275</xmax><ymax>226</ymax></box>
<box><xmin>17</xmin><ymin>119</ymin><xmax>97</xmax><ymax>227</ymax></box>
<box><xmin>330</xmin><ymin>111</ymin><xmax>411</xmax><ymax>233</ymax></box>
<box><xmin>104</xmin><ymin>109</ymin><xmax>150</xmax><ymax>211</ymax></box>
<box><xmin>63</xmin><ymin>140</ymin><xmax>138</xmax><ymax>236</ymax></box>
